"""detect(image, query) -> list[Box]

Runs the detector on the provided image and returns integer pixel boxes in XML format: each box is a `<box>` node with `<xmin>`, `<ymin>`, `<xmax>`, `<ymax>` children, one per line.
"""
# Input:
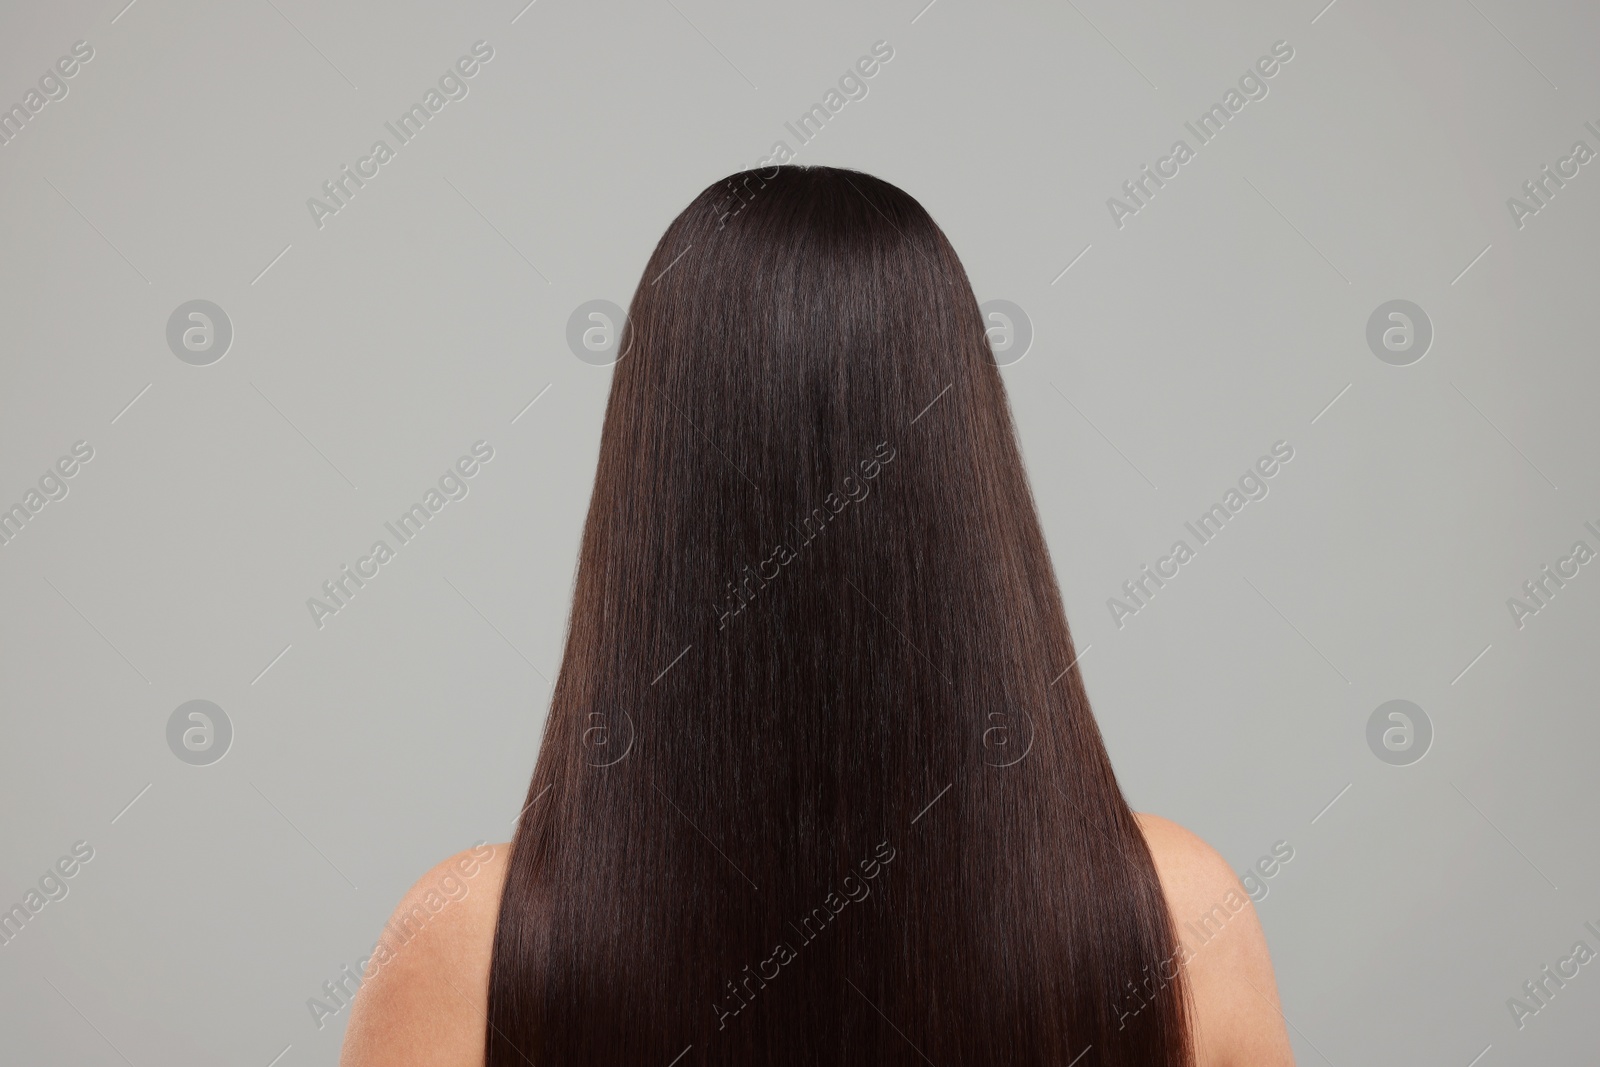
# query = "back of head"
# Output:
<box><xmin>488</xmin><ymin>165</ymin><xmax>1192</xmax><ymax>1066</ymax></box>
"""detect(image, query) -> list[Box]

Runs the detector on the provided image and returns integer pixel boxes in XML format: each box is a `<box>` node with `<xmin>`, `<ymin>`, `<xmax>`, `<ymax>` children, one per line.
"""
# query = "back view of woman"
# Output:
<box><xmin>341</xmin><ymin>166</ymin><xmax>1294</xmax><ymax>1067</ymax></box>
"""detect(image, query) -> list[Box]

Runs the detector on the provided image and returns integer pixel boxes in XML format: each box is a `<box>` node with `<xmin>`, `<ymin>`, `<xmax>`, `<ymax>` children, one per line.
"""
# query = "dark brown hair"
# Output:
<box><xmin>487</xmin><ymin>165</ymin><xmax>1192</xmax><ymax>1066</ymax></box>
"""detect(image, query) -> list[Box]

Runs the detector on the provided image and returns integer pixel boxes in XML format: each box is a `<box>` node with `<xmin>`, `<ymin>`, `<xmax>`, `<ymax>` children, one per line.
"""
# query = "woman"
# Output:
<box><xmin>341</xmin><ymin>166</ymin><xmax>1295</xmax><ymax>1066</ymax></box>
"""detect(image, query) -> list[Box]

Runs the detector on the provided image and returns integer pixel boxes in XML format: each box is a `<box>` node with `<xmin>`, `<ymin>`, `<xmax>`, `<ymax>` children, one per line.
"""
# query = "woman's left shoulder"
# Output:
<box><xmin>339</xmin><ymin>841</ymin><xmax>511</xmax><ymax>1067</ymax></box>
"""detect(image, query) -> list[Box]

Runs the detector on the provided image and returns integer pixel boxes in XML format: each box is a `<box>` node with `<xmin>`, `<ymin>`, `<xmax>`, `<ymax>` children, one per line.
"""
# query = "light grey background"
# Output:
<box><xmin>2</xmin><ymin>0</ymin><xmax>1596</xmax><ymax>1063</ymax></box>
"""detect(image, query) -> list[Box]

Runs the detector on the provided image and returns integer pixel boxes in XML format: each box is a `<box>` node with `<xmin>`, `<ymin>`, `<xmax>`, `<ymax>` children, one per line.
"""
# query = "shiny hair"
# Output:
<box><xmin>487</xmin><ymin>165</ymin><xmax>1192</xmax><ymax>1066</ymax></box>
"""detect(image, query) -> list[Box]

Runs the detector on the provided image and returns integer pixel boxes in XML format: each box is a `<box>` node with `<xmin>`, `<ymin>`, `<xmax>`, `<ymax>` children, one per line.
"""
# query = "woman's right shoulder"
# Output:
<box><xmin>339</xmin><ymin>841</ymin><xmax>511</xmax><ymax>1067</ymax></box>
<box><xmin>1133</xmin><ymin>813</ymin><xmax>1297</xmax><ymax>1067</ymax></box>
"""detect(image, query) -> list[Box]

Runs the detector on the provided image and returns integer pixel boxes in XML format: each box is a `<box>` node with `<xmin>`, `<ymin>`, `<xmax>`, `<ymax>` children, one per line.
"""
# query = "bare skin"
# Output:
<box><xmin>340</xmin><ymin>815</ymin><xmax>1295</xmax><ymax>1066</ymax></box>
<box><xmin>1134</xmin><ymin>813</ymin><xmax>1298</xmax><ymax>1066</ymax></box>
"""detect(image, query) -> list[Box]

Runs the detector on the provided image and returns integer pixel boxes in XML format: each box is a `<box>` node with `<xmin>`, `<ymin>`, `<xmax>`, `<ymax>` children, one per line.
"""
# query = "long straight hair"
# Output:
<box><xmin>487</xmin><ymin>165</ymin><xmax>1192</xmax><ymax>1066</ymax></box>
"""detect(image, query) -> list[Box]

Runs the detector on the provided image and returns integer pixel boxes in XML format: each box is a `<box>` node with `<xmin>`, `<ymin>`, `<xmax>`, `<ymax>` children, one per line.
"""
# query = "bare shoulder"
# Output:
<box><xmin>1133</xmin><ymin>813</ymin><xmax>1296</xmax><ymax>1067</ymax></box>
<box><xmin>339</xmin><ymin>842</ymin><xmax>511</xmax><ymax>1067</ymax></box>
